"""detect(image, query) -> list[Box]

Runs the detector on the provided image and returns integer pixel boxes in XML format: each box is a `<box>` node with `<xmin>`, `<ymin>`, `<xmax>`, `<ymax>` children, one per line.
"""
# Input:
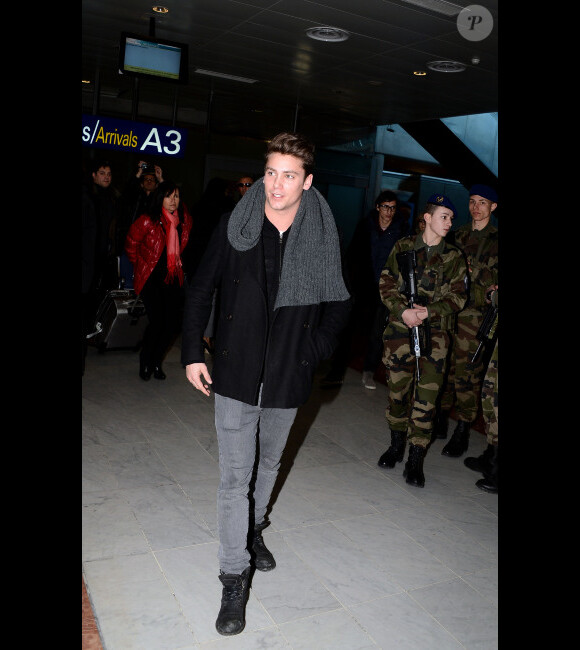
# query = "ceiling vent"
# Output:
<box><xmin>426</xmin><ymin>60</ymin><xmax>466</xmax><ymax>73</ymax></box>
<box><xmin>305</xmin><ymin>26</ymin><xmax>350</xmax><ymax>42</ymax></box>
<box><xmin>398</xmin><ymin>0</ymin><xmax>464</xmax><ymax>16</ymax></box>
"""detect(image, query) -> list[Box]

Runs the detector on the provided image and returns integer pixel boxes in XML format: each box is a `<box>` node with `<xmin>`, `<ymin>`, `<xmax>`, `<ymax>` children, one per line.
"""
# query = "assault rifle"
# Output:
<box><xmin>471</xmin><ymin>289</ymin><xmax>498</xmax><ymax>363</ymax></box>
<box><xmin>396</xmin><ymin>250</ymin><xmax>431</xmax><ymax>380</ymax></box>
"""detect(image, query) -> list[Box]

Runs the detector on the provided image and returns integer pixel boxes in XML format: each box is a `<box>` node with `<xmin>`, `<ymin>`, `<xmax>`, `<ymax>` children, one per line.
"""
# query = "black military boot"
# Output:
<box><xmin>476</xmin><ymin>446</ymin><xmax>498</xmax><ymax>494</ymax></box>
<box><xmin>403</xmin><ymin>444</ymin><xmax>426</xmax><ymax>488</ymax></box>
<box><xmin>464</xmin><ymin>443</ymin><xmax>494</xmax><ymax>474</ymax></box>
<box><xmin>252</xmin><ymin>523</ymin><xmax>276</xmax><ymax>571</ymax></box>
<box><xmin>441</xmin><ymin>420</ymin><xmax>471</xmax><ymax>457</ymax></box>
<box><xmin>431</xmin><ymin>410</ymin><xmax>450</xmax><ymax>440</ymax></box>
<box><xmin>215</xmin><ymin>567</ymin><xmax>251</xmax><ymax>636</ymax></box>
<box><xmin>378</xmin><ymin>430</ymin><xmax>407</xmax><ymax>468</ymax></box>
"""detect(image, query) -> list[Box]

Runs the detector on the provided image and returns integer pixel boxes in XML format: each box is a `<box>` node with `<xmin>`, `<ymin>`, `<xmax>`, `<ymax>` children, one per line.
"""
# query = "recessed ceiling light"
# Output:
<box><xmin>305</xmin><ymin>26</ymin><xmax>350</xmax><ymax>42</ymax></box>
<box><xmin>426</xmin><ymin>60</ymin><xmax>466</xmax><ymax>73</ymax></box>
<box><xmin>413</xmin><ymin>71</ymin><xmax>427</xmax><ymax>76</ymax></box>
<box><xmin>82</xmin><ymin>79</ymin><xmax>91</xmax><ymax>84</ymax></box>
<box><xmin>152</xmin><ymin>6</ymin><xmax>169</xmax><ymax>13</ymax></box>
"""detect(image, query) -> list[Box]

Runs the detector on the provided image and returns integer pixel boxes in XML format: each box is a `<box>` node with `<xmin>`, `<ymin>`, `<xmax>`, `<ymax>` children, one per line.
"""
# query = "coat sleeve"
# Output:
<box><xmin>310</xmin><ymin>297</ymin><xmax>352</xmax><ymax>362</ymax></box>
<box><xmin>124</xmin><ymin>215</ymin><xmax>148</xmax><ymax>264</ymax></box>
<box><xmin>180</xmin><ymin>214</ymin><xmax>228</xmax><ymax>366</ymax></box>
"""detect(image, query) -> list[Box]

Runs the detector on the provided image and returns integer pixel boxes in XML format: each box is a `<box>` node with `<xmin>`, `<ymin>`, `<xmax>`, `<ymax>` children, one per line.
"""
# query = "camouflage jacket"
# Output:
<box><xmin>451</xmin><ymin>221</ymin><xmax>498</xmax><ymax>312</ymax></box>
<box><xmin>379</xmin><ymin>234</ymin><xmax>467</xmax><ymax>334</ymax></box>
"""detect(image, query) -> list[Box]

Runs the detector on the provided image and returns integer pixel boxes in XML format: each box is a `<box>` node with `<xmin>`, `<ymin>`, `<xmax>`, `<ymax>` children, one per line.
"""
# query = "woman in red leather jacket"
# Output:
<box><xmin>125</xmin><ymin>180</ymin><xmax>193</xmax><ymax>381</ymax></box>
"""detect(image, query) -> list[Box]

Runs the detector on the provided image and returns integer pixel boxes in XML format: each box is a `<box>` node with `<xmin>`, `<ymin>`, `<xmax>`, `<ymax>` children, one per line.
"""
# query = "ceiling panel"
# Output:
<box><xmin>81</xmin><ymin>0</ymin><xmax>498</xmax><ymax>145</ymax></box>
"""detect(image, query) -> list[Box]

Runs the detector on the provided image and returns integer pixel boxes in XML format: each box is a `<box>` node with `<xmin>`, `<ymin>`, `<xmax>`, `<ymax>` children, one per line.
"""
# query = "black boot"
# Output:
<box><xmin>403</xmin><ymin>444</ymin><xmax>426</xmax><ymax>488</ymax></box>
<box><xmin>378</xmin><ymin>430</ymin><xmax>407</xmax><ymax>468</ymax></box>
<box><xmin>251</xmin><ymin>523</ymin><xmax>276</xmax><ymax>571</ymax></box>
<box><xmin>476</xmin><ymin>447</ymin><xmax>498</xmax><ymax>493</ymax></box>
<box><xmin>464</xmin><ymin>443</ymin><xmax>494</xmax><ymax>474</ymax></box>
<box><xmin>139</xmin><ymin>364</ymin><xmax>152</xmax><ymax>381</ymax></box>
<box><xmin>441</xmin><ymin>420</ymin><xmax>471</xmax><ymax>457</ymax></box>
<box><xmin>215</xmin><ymin>567</ymin><xmax>251</xmax><ymax>636</ymax></box>
<box><xmin>153</xmin><ymin>366</ymin><xmax>166</xmax><ymax>380</ymax></box>
<box><xmin>431</xmin><ymin>410</ymin><xmax>450</xmax><ymax>440</ymax></box>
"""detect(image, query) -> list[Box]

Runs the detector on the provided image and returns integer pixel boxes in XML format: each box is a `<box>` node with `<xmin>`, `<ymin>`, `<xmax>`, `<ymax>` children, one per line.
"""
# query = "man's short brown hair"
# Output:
<box><xmin>265</xmin><ymin>132</ymin><xmax>315</xmax><ymax>177</ymax></box>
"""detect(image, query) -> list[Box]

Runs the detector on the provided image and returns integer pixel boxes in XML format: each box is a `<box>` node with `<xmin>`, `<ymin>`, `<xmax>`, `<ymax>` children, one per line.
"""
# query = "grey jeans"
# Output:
<box><xmin>214</xmin><ymin>392</ymin><xmax>297</xmax><ymax>574</ymax></box>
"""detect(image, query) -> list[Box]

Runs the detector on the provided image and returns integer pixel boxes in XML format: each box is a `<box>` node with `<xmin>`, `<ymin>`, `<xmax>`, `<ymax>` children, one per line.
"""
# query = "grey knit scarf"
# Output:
<box><xmin>227</xmin><ymin>177</ymin><xmax>350</xmax><ymax>309</ymax></box>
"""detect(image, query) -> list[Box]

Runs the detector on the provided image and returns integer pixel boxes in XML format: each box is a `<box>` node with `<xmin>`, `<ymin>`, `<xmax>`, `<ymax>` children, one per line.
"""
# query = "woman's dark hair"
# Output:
<box><xmin>149</xmin><ymin>180</ymin><xmax>184</xmax><ymax>220</ymax></box>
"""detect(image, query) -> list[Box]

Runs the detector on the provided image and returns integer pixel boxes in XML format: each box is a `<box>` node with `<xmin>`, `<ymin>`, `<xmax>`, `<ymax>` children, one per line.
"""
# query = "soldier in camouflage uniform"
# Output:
<box><xmin>475</xmin><ymin>335</ymin><xmax>498</xmax><ymax>492</ymax></box>
<box><xmin>436</xmin><ymin>184</ymin><xmax>498</xmax><ymax>459</ymax></box>
<box><xmin>464</xmin><ymin>287</ymin><xmax>498</xmax><ymax>492</ymax></box>
<box><xmin>377</xmin><ymin>194</ymin><xmax>467</xmax><ymax>488</ymax></box>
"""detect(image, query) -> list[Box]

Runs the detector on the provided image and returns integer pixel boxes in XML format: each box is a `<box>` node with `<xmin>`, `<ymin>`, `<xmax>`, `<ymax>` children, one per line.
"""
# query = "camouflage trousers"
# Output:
<box><xmin>383</xmin><ymin>328</ymin><xmax>451</xmax><ymax>447</ymax></box>
<box><xmin>439</xmin><ymin>311</ymin><xmax>487</xmax><ymax>422</ymax></box>
<box><xmin>481</xmin><ymin>339</ymin><xmax>498</xmax><ymax>445</ymax></box>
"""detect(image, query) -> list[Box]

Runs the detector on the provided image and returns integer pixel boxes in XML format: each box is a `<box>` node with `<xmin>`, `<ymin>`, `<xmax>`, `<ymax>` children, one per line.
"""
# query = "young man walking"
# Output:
<box><xmin>181</xmin><ymin>132</ymin><xmax>350</xmax><ymax>636</ymax></box>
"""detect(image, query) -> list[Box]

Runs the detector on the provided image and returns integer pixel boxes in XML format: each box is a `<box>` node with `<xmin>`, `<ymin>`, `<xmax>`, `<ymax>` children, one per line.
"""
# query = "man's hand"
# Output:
<box><xmin>402</xmin><ymin>306</ymin><xmax>427</xmax><ymax>328</ymax></box>
<box><xmin>185</xmin><ymin>363</ymin><xmax>213</xmax><ymax>396</ymax></box>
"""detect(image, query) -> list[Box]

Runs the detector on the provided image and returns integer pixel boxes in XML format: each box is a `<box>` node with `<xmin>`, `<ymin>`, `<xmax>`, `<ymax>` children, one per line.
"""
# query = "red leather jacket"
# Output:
<box><xmin>125</xmin><ymin>205</ymin><xmax>193</xmax><ymax>295</ymax></box>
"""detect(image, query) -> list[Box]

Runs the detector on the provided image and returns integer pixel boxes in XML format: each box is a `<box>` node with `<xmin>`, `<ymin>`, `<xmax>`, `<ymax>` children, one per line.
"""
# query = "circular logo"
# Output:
<box><xmin>457</xmin><ymin>5</ymin><xmax>494</xmax><ymax>42</ymax></box>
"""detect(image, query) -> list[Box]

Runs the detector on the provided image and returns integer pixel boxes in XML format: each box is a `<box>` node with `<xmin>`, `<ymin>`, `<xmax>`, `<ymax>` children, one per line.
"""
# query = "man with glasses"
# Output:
<box><xmin>321</xmin><ymin>190</ymin><xmax>408</xmax><ymax>389</ymax></box>
<box><xmin>235</xmin><ymin>175</ymin><xmax>254</xmax><ymax>200</ymax></box>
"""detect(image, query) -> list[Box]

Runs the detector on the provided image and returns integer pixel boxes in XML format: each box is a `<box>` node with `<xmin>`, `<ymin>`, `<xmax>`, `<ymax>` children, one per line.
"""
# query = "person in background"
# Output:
<box><xmin>117</xmin><ymin>160</ymin><xmax>164</xmax><ymax>257</ymax></box>
<box><xmin>435</xmin><ymin>185</ymin><xmax>498</xmax><ymax>458</ymax></box>
<box><xmin>181</xmin><ymin>132</ymin><xmax>350</xmax><ymax>636</ymax></box>
<box><xmin>235</xmin><ymin>175</ymin><xmax>254</xmax><ymax>201</ymax></box>
<box><xmin>377</xmin><ymin>194</ymin><xmax>467</xmax><ymax>488</ymax></box>
<box><xmin>320</xmin><ymin>190</ymin><xmax>408</xmax><ymax>389</ymax></box>
<box><xmin>182</xmin><ymin>177</ymin><xmax>235</xmax><ymax>281</ymax></box>
<box><xmin>125</xmin><ymin>180</ymin><xmax>193</xmax><ymax>381</ymax></box>
<box><xmin>88</xmin><ymin>159</ymin><xmax>121</xmax><ymax>309</ymax></box>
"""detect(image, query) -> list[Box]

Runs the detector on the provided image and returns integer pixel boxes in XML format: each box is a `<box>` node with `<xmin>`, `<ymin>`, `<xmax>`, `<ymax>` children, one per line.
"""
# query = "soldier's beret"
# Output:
<box><xmin>427</xmin><ymin>193</ymin><xmax>457</xmax><ymax>215</ymax></box>
<box><xmin>469</xmin><ymin>184</ymin><xmax>498</xmax><ymax>203</ymax></box>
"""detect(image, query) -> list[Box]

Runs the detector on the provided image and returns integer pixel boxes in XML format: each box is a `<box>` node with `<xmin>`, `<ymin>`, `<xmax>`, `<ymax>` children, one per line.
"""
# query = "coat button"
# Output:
<box><xmin>226</xmin><ymin>314</ymin><xmax>233</xmax><ymax>320</ymax></box>
<box><xmin>233</xmin><ymin>278</ymin><xmax>240</xmax><ymax>284</ymax></box>
<box><xmin>303</xmin><ymin>321</ymin><xmax>310</xmax><ymax>328</ymax></box>
<box><xmin>301</xmin><ymin>359</ymin><xmax>309</xmax><ymax>366</ymax></box>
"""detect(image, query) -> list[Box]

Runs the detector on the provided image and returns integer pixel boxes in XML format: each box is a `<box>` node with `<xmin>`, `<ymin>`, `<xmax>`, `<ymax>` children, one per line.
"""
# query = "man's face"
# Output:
<box><xmin>263</xmin><ymin>153</ymin><xmax>312</xmax><ymax>217</ymax></box>
<box><xmin>93</xmin><ymin>166</ymin><xmax>112</xmax><ymax>189</ymax></box>
<box><xmin>237</xmin><ymin>177</ymin><xmax>253</xmax><ymax>197</ymax></box>
<box><xmin>469</xmin><ymin>194</ymin><xmax>496</xmax><ymax>224</ymax></box>
<box><xmin>425</xmin><ymin>206</ymin><xmax>454</xmax><ymax>239</ymax></box>
<box><xmin>376</xmin><ymin>200</ymin><xmax>397</xmax><ymax>225</ymax></box>
<box><xmin>142</xmin><ymin>174</ymin><xmax>157</xmax><ymax>193</ymax></box>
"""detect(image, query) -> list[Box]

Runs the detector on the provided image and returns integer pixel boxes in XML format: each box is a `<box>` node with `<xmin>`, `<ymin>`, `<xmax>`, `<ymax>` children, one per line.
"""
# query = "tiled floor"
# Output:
<box><xmin>82</xmin><ymin>338</ymin><xmax>498</xmax><ymax>649</ymax></box>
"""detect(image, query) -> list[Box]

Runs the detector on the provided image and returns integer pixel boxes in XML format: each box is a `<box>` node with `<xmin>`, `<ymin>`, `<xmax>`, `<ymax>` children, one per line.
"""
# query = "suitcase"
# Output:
<box><xmin>87</xmin><ymin>289</ymin><xmax>148</xmax><ymax>352</ymax></box>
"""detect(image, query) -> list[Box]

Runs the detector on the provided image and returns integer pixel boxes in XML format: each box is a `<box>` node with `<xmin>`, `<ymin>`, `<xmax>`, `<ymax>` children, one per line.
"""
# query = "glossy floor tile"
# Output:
<box><xmin>82</xmin><ymin>339</ymin><xmax>498</xmax><ymax>649</ymax></box>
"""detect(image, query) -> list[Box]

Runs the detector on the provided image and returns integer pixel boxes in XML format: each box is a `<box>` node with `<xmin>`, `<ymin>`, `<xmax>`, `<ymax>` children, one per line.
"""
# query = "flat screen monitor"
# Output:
<box><xmin>119</xmin><ymin>32</ymin><xmax>188</xmax><ymax>83</ymax></box>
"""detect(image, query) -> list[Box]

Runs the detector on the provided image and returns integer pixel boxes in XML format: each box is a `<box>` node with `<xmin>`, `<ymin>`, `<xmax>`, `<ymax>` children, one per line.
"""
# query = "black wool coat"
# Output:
<box><xmin>181</xmin><ymin>213</ymin><xmax>351</xmax><ymax>408</ymax></box>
